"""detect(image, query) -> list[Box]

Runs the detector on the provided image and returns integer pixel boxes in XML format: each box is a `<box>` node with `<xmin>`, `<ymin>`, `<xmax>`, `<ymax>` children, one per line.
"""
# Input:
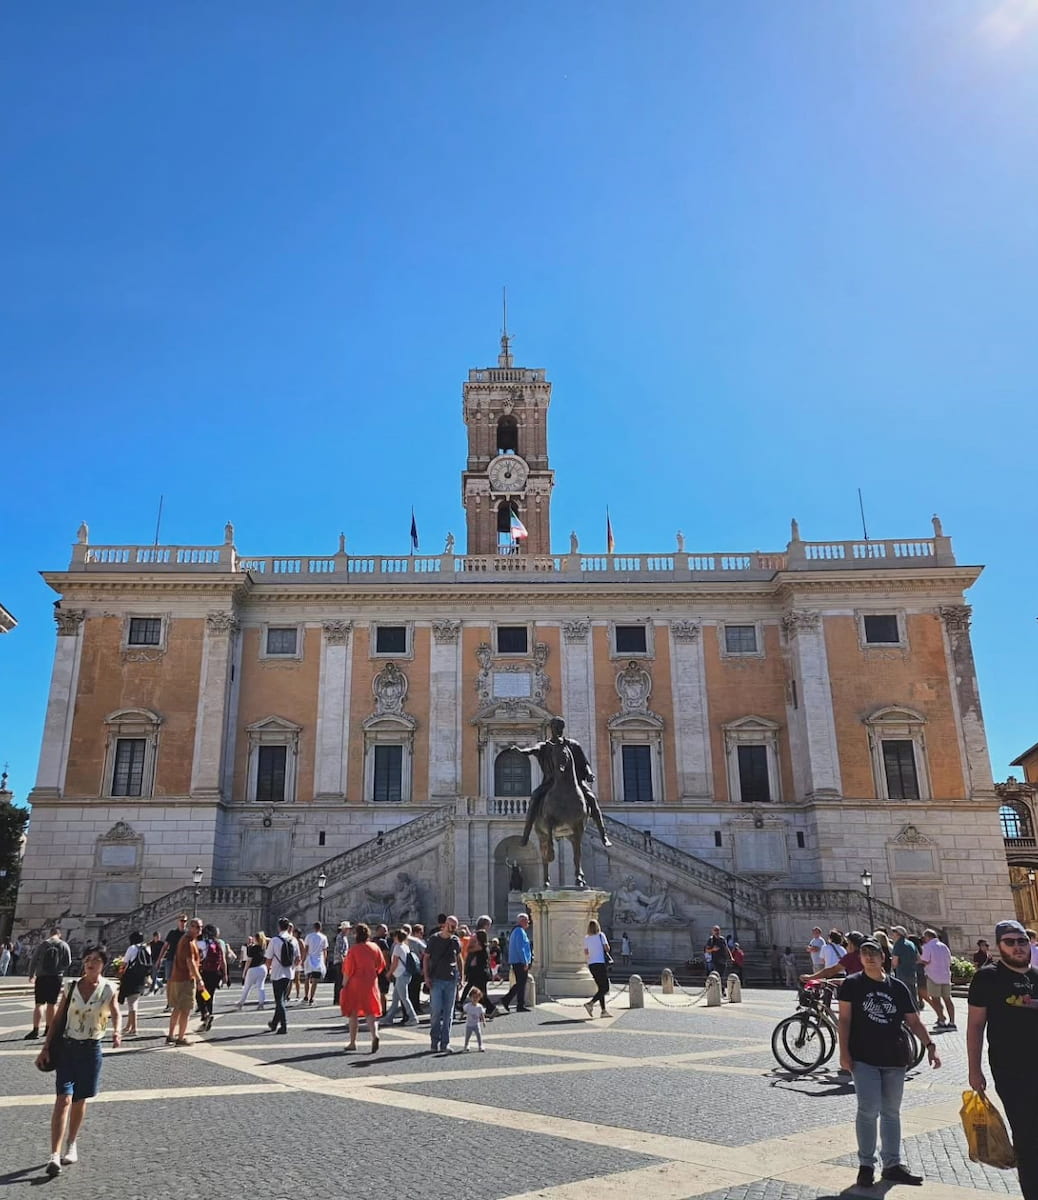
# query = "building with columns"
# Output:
<box><xmin>17</xmin><ymin>335</ymin><xmax>1012</xmax><ymax>956</ymax></box>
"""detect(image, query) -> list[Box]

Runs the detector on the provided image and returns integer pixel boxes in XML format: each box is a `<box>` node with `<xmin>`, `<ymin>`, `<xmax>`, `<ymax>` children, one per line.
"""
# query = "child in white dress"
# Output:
<box><xmin>463</xmin><ymin>987</ymin><xmax>487</xmax><ymax>1052</ymax></box>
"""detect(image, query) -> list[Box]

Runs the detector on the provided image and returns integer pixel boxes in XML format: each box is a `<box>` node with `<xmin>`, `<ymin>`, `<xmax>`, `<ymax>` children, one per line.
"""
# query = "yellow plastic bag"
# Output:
<box><xmin>960</xmin><ymin>1090</ymin><xmax>1016</xmax><ymax>1170</ymax></box>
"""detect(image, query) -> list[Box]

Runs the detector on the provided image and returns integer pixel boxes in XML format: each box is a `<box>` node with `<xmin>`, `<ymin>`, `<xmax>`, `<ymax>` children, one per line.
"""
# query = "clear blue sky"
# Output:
<box><xmin>3</xmin><ymin>3</ymin><xmax>1036</xmax><ymax>799</ymax></box>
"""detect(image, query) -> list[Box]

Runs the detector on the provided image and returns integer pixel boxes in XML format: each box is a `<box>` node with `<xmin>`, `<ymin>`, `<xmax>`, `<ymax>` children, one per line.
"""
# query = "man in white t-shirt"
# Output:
<box><xmin>264</xmin><ymin>918</ymin><xmax>300</xmax><ymax>1034</ymax></box>
<box><xmin>806</xmin><ymin>927</ymin><xmax>826</xmax><ymax>972</ymax></box>
<box><xmin>920</xmin><ymin>929</ymin><xmax>955</xmax><ymax>1030</ymax></box>
<box><xmin>303</xmin><ymin>922</ymin><xmax>329</xmax><ymax>1007</ymax></box>
<box><xmin>820</xmin><ymin>930</ymin><xmax>848</xmax><ymax>971</ymax></box>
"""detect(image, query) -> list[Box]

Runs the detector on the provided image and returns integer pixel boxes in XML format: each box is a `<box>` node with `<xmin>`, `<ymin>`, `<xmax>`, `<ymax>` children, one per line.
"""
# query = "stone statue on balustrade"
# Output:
<box><xmin>614</xmin><ymin>873</ymin><xmax>683</xmax><ymax>926</ymax></box>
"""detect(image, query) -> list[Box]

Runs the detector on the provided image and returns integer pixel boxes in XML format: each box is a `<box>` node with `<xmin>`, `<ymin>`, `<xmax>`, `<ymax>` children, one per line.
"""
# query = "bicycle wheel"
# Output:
<box><xmin>904</xmin><ymin>1027</ymin><xmax>925</xmax><ymax>1068</ymax></box>
<box><xmin>771</xmin><ymin>1013</ymin><xmax>834</xmax><ymax>1073</ymax></box>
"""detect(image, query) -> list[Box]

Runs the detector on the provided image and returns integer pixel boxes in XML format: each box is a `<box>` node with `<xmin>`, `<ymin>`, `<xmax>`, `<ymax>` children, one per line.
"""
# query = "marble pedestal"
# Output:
<box><xmin>522</xmin><ymin>888</ymin><xmax>610</xmax><ymax>999</ymax></box>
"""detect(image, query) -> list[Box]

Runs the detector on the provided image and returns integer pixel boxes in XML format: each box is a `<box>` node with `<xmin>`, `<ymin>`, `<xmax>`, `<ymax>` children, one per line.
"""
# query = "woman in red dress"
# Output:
<box><xmin>338</xmin><ymin>923</ymin><xmax>386</xmax><ymax>1053</ymax></box>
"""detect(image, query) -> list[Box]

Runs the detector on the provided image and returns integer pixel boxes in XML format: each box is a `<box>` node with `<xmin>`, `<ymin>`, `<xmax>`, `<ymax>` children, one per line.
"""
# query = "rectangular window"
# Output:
<box><xmin>621</xmin><ymin>745</ymin><xmax>653</xmax><ymax>802</ymax></box>
<box><xmin>796</xmin><ymin>831</ymin><xmax>806</xmax><ymax>848</ymax></box>
<box><xmin>615</xmin><ymin>625</ymin><xmax>647</xmax><ymax>654</ymax></box>
<box><xmin>882</xmin><ymin>739</ymin><xmax>919</xmax><ymax>800</ymax></box>
<box><xmin>256</xmin><ymin>745</ymin><xmax>287</xmax><ymax>803</ymax></box>
<box><xmin>725</xmin><ymin>625</ymin><xmax>758</xmax><ymax>654</ymax></box>
<box><xmin>127</xmin><ymin>617</ymin><xmax>162</xmax><ymax>646</ymax></box>
<box><xmin>864</xmin><ymin>614</ymin><xmax>900</xmax><ymax>645</ymax></box>
<box><xmin>112</xmin><ymin>738</ymin><xmax>147</xmax><ymax>797</ymax></box>
<box><xmin>375</xmin><ymin>626</ymin><xmax>407</xmax><ymax>655</ymax></box>
<box><xmin>266</xmin><ymin>627</ymin><xmax>298</xmax><ymax>656</ymax></box>
<box><xmin>373</xmin><ymin>745</ymin><xmax>403</xmax><ymax>802</ymax></box>
<box><xmin>737</xmin><ymin>744</ymin><xmax>771</xmax><ymax>803</ymax></box>
<box><xmin>496</xmin><ymin>626</ymin><xmax>528</xmax><ymax>655</ymax></box>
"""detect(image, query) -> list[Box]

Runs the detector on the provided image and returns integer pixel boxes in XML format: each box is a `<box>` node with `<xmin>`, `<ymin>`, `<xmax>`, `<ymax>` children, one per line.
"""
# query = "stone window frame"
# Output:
<box><xmin>121</xmin><ymin>613</ymin><xmax>169</xmax><ymax>653</ymax></box>
<box><xmin>608</xmin><ymin>713</ymin><xmax>665</xmax><ymax>804</ymax></box>
<box><xmin>362</xmin><ymin>713</ymin><xmax>416</xmax><ymax>803</ymax></box>
<box><xmin>493</xmin><ymin>621</ymin><xmax>533</xmax><ymax>657</ymax></box>
<box><xmin>722</xmin><ymin>715</ymin><xmax>782</xmax><ymax>805</ymax></box>
<box><xmin>857</xmin><ymin>609</ymin><xmax>908</xmax><ymax>651</ymax></box>
<box><xmin>245</xmin><ymin>715</ymin><xmax>301</xmax><ymax>803</ymax></box>
<box><xmin>370</xmin><ymin>621</ymin><xmax>414</xmax><ymax>660</ymax></box>
<box><xmin>864</xmin><ymin>706</ymin><xmax>931</xmax><ymax>801</ymax></box>
<box><xmin>474</xmin><ymin>714</ymin><xmax>548</xmax><ymax>801</ymax></box>
<box><xmin>260</xmin><ymin>623</ymin><xmax>304</xmax><ymax>661</ymax></box>
<box><xmin>609</xmin><ymin>619</ymin><xmax>654</xmax><ymax>660</ymax></box>
<box><xmin>493</xmin><ymin>746</ymin><xmax>533</xmax><ymax>797</ymax></box>
<box><xmin>718</xmin><ymin>620</ymin><xmax>765</xmax><ymax>661</ymax></box>
<box><xmin>101</xmin><ymin>709</ymin><xmax>162</xmax><ymax>799</ymax></box>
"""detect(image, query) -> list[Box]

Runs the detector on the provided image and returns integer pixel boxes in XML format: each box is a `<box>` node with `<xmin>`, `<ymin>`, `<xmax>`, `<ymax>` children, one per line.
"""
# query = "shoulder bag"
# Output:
<box><xmin>36</xmin><ymin>982</ymin><xmax>76</xmax><ymax>1073</ymax></box>
<box><xmin>600</xmin><ymin>933</ymin><xmax>614</xmax><ymax>967</ymax></box>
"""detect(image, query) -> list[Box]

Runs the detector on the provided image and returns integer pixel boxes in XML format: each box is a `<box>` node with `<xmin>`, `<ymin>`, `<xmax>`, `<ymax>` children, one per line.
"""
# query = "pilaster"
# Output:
<box><xmin>669</xmin><ymin>620</ymin><xmax>712</xmax><ymax>799</ymax></box>
<box><xmin>190</xmin><ymin>611</ymin><xmax>239</xmax><ymax>800</ymax></box>
<box><xmin>782</xmin><ymin>610</ymin><xmax>842</xmax><ymax>800</ymax></box>
<box><xmin>314</xmin><ymin>621</ymin><xmax>353</xmax><ymax>800</ymax></box>
<box><xmin>939</xmin><ymin>605</ymin><xmax>995</xmax><ymax>797</ymax></box>
<box><xmin>429</xmin><ymin>620</ymin><xmax>462</xmax><ymax>800</ymax></box>
<box><xmin>32</xmin><ymin>609</ymin><xmax>86</xmax><ymax>800</ymax></box>
<box><xmin>561</xmin><ymin>620</ymin><xmax>594</xmax><ymax>768</ymax></box>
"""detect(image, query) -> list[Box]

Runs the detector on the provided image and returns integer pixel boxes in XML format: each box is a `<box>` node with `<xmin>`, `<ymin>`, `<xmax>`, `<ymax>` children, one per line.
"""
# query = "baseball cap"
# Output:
<box><xmin>858</xmin><ymin>938</ymin><xmax>882</xmax><ymax>952</ymax></box>
<box><xmin>891</xmin><ymin>925</ymin><xmax>907</xmax><ymax>935</ymax></box>
<box><xmin>995</xmin><ymin>919</ymin><xmax>1027</xmax><ymax>941</ymax></box>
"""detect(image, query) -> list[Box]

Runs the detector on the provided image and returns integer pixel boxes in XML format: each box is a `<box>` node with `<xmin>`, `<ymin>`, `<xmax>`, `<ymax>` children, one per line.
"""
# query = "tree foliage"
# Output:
<box><xmin>0</xmin><ymin>804</ymin><xmax>29</xmax><ymax>906</ymax></box>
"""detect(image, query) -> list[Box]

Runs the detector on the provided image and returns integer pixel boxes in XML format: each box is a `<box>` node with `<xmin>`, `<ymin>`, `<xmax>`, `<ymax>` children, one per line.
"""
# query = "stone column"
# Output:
<box><xmin>429</xmin><ymin>620</ymin><xmax>461</xmax><ymax>801</ymax></box>
<box><xmin>561</xmin><ymin>620</ymin><xmax>593</xmax><ymax>760</ymax></box>
<box><xmin>314</xmin><ymin>621</ymin><xmax>352</xmax><ymax>800</ymax></box>
<box><xmin>669</xmin><ymin>620</ymin><xmax>712</xmax><ymax>798</ymax></box>
<box><xmin>782</xmin><ymin>610</ymin><xmax>842</xmax><ymax>800</ymax></box>
<box><xmin>32</xmin><ymin>609</ymin><xmax>86</xmax><ymax>800</ymax></box>
<box><xmin>190</xmin><ymin>611</ymin><xmax>239</xmax><ymax>800</ymax></box>
<box><xmin>939</xmin><ymin>606</ymin><xmax>995</xmax><ymax>797</ymax></box>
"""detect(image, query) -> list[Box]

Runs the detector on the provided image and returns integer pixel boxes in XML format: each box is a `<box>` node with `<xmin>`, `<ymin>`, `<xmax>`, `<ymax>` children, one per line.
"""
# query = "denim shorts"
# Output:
<box><xmin>55</xmin><ymin>1038</ymin><xmax>103</xmax><ymax>1101</ymax></box>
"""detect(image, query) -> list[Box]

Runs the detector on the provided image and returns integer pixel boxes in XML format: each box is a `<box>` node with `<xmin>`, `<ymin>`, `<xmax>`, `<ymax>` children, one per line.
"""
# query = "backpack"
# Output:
<box><xmin>405</xmin><ymin>949</ymin><xmax>422</xmax><ymax>978</ymax></box>
<box><xmin>37</xmin><ymin>940</ymin><xmax>64</xmax><ymax>977</ymax></box>
<box><xmin>200</xmin><ymin>939</ymin><xmax>224</xmax><ymax>974</ymax></box>
<box><xmin>278</xmin><ymin>936</ymin><xmax>295</xmax><ymax>968</ymax></box>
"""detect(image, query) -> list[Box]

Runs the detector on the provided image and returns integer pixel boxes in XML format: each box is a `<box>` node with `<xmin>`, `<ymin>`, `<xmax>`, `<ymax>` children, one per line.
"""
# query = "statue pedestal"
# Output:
<box><xmin>522</xmin><ymin>888</ymin><xmax>610</xmax><ymax>999</ymax></box>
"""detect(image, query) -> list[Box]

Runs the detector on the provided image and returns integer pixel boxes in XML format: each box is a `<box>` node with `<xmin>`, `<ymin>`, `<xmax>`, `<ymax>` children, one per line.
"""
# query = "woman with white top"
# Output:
<box><xmin>236</xmin><ymin>932</ymin><xmax>268</xmax><ymax>1010</ymax></box>
<box><xmin>36</xmin><ymin>944</ymin><xmax>121</xmax><ymax>1177</ymax></box>
<box><xmin>117</xmin><ymin>930</ymin><xmax>150</xmax><ymax>1036</ymax></box>
<box><xmin>583</xmin><ymin>919</ymin><xmax>611</xmax><ymax>1018</ymax></box>
<box><xmin>383</xmin><ymin>929</ymin><xmax>418</xmax><ymax>1025</ymax></box>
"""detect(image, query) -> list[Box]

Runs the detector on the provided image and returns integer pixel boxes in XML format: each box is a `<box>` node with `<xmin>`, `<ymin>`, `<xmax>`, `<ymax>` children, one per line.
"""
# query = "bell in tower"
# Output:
<box><xmin>461</xmin><ymin>317</ymin><xmax>554</xmax><ymax>557</ymax></box>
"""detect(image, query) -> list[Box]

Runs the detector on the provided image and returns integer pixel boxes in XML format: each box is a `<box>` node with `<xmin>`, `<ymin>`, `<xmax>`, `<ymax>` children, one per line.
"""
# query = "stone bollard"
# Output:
<box><xmin>525</xmin><ymin>974</ymin><xmax>537</xmax><ymax>1008</ymax></box>
<box><xmin>628</xmin><ymin>974</ymin><xmax>645</xmax><ymax>1008</ymax></box>
<box><xmin>705</xmin><ymin>971</ymin><xmax>722</xmax><ymax>1007</ymax></box>
<box><xmin>728</xmin><ymin>974</ymin><xmax>742</xmax><ymax>1003</ymax></box>
<box><xmin>661</xmin><ymin>968</ymin><xmax>675</xmax><ymax>994</ymax></box>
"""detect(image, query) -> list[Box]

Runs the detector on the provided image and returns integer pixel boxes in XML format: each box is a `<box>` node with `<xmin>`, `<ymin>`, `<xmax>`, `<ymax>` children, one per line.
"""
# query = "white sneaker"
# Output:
<box><xmin>61</xmin><ymin>1143</ymin><xmax>78</xmax><ymax>1165</ymax></box>
<box><xmin>46</xmin><ymin>1154</ymin><xmax>61</xmax><ymax>1177</ymax></box>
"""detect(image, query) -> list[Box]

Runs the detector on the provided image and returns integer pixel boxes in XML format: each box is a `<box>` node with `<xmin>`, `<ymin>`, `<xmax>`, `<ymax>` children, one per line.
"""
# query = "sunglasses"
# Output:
<box><xmin>1000</xmin><ymin>937</ymin><xmax>1030</xmax><ymax>947</ymax></box>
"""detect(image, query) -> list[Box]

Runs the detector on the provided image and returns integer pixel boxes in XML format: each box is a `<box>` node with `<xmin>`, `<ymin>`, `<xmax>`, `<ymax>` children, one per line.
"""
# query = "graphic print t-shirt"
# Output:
<box><xmin>967</xmin><ymin>962</ymin><xmax>1038</xmax><ymax>1073</ymax></box>
<box><xmin>838</xmin><ymin>971</ymin><xmax>914</xmax><ymax>1067</ymax></box>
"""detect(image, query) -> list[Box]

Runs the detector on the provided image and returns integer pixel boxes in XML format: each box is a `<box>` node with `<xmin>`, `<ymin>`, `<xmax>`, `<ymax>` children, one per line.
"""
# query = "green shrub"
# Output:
<box><xmin>951</xmin><ymin>956</ymin><xmax>976</xmax><ymax>984</ymax></box>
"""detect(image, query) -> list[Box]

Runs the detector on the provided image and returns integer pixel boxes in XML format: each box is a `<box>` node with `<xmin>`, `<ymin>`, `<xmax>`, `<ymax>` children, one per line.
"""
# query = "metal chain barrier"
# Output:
<box><xmin>539</xmin><ymin>976</ymin><xmax>710</xmax><ymax>1009</ymax></box>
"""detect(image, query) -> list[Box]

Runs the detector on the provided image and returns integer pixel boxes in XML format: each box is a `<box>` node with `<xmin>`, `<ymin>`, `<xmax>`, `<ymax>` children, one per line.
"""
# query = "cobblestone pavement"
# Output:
<box><xmin>0</xmin><ymin>982</ymin><xmax>1020</xmax><ymax>1199</ymax></box>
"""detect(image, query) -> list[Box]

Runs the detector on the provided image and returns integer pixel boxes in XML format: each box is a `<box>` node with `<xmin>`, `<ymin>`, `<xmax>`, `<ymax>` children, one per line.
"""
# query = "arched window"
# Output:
<box><xmin>1000</xmin><ymin>803</ymin><xmax>1033</xmax><ymax>840</ymax></box>
<box><xmin>496</xmin><ymin>416</ymin><xmax>518</xmax><ymax>455</ymax></box>
<box><xmin>494</xmin><ymin>749</ymin><xmax>530</xmax><ymax>796</ymax></box>
<box><xmin>497</xmin><ymin>500</ymin><xmax>522</xmax><ymax>552</ymax></box>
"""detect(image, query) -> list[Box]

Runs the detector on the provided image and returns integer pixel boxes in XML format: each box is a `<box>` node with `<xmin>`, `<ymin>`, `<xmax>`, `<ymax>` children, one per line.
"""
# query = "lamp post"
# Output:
<box><xmin>861</xmin><ymin>867</ymin><xmax>874</xmax><ymax>932</ymax></box>
<box><xmin>192</xmin><ymin>865</ymin><xmax>204</xmax><ymax>919</ymax></box>
<box><xmin>727</xmin><ymin>883</ymin><xmax>738</xmax><ymax>945</ymax></box>
<box><xmin>317</xmin><ymin>870</ymin><xmax>328</xmax><ymax>925</ymax></box>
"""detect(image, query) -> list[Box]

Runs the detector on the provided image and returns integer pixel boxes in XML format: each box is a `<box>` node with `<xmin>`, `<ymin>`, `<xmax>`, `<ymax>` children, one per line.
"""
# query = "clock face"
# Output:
<box><xmin>487</xmin><ymin>454</ymin><xmax>529</xmax><ymax>494</ymax></box>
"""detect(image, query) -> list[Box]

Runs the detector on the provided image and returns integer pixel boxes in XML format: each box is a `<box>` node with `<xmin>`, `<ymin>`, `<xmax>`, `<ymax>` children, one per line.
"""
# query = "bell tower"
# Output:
<box><xmin>461</xmin><ymin>324</ymin><xmax>554</xmax><ymax>556</ymax></box>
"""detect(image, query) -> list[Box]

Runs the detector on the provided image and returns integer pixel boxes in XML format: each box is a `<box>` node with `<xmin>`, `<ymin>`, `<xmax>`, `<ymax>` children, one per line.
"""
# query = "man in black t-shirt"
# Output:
<box><xmin>156</xmin><ymin>915</ymin><xmax>188</xmax><ymax>1012</ymax></box>
<box><xmin>424</xmin><ymin>915</ymin><xmax>463</xmax><ymax>1054</ymax></box>
<box><xmin>704</xmin><ymin>926</ymin><xmax>731</xmax><ymax>995</ymax></box>
<box><xmin>967</xmin><ymin>918</ymin><xmax>1038</xmax><ymax>1200</ymax></box>
<box><xmin>838</xmin><ymin>939</ymin><xmax>939</xmax><ymax>1188</ymax></box>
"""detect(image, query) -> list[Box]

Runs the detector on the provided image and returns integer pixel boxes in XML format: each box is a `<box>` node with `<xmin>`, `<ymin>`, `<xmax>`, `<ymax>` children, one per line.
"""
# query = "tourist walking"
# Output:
<box><xmin>303</xmin><ymin>922</ymin><xmax>328</xmax><ymax>1006</ymax></box>
<box><xmin>166</xmin><ymin>918</ymin><xmax>204</xmax><ymax>1046</ymax></box>
<box><xmin>147</xmin><ymin>932</ymin><xmax>164</xmax><ymax>992</ymax></box>
<box><xmin>12</xmin><ymin>935</ymin><xmax>24</xmax><ymax>975</ymax></box>
<box><xmin>339</xmin><ymin>922</ymin><xmax>386</xmax><ymax>1052</ymax></box>
<box><xmin>117</xmin><ymin>931</ymin><xmax>151</xmax><ymax>1036</ymax></box>
<box><xmin>156</xmin><ymin>915</ymin><xmax>188</xmax><ymax>1012</ymax></box>
<box><xmin>890</xmin><ymin>926</ymin><xmax>920</xmax><ymax>1010</ymax></box>
<box><xmin>384</xmin><ymin>929</ymin><xmax>419</xmax><ymax>1025</ymax></box>
<box><xmin>583</xmin><ymin>918</ymin><xmax>611</xmax><ymax>1017</ymax></box>
<box><xmin>406</xmin><ymin>923</ymin><xmax>426</xmax><ymax>1015</ymax></box>
<box><xmin>967</xmin><ymin>918</ymin><xmax>1038</xmax><ymax>1200</ymax></box>
<box><xmin>330</xmin><ymin>921</ymin><xmax>351</xmax><ymax>1007</ymax></box>
<box><xmin>871</xmin><ymin>930</ymin><xmax>894</xmax><ymax>973</ymax></box>
<box><xmin>780</xmin><ymin>946</ymin><xmax>797</xmax><ymax>988</ymax></box>
<box><xmin>838</xmin><ymin>937</ymin><xmax>940</xmax><ymax>1188</ymax></box>
<box><xmin>461</xmin><ymin>928</ymin><xmax>497</xmax><ymax>1017</ymax></box>
<box><xmin>237</xmin><ymin>932</ymin><xmax>268</xmax><ymax>1009</ymax></box>
<box><xmin>501</xmin><ymin>914</ymin><xmax>533</xmax><ymax>1014</ymax></box>
<box><xmin>705</xmin><ymin>925</ymin><xmax>731</xmax><ymax>996</ymax></box>
<box><xmin>620</xmin><ymin>932</ymin><xmax>632</xmax><ymax>966</ymax></box>
<box><xmin>25</xmin><ymin>927</ymin><xmax>72</xmax><ymax>1041</ymax></box>
<box><xmin>425</xmin><ymin>915</ymin><xmax>464</xmax><ymax>1052</ymax></box>
<box><xmin>0</xmin><ymin>940</ymin><xmax>11</xmax><ymax>975</ymax></box>
<box><xmin>806</xmin><ymin>926</ymin><xmax>826</xmax><ymax>973</ymax></box>
<box><xmin>265</xmin><ymin>919</ymin><xmax>299</xmax><ymax>1034</ymax></box>
<box><xmin>972</xmin><ymin>939</ymin><xmax>993</xmax><ymax>968</ymax></box>
<box><xmin>919</xmin><ymin>929</ymin><xmax>955</xmax><ymax>1030</ymax></box>
<box><xmin>35</xmin><ymin>944</ymin><xmax>122</xmax><ymax>1177</ymax></box>
<box><xmin>463</xmin><ymin>986</ymin><xmax>487</xmax><ymax>1051</ymax></box>
<box><xmin>197</xmin><ymin>924</ymin><xmax>228</xmax><ymax>1031</ymax></box>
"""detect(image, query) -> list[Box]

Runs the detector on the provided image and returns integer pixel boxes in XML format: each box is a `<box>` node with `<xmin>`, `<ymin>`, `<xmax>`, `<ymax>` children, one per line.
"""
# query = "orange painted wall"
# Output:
<box><xmin>702</xmin><ymin>622</ymin><xmax>793</xmax><ymax>803</ymax></box>
<box><xmin>824</xmin><ymin>613</ymin><xmax>966</xmax><ymax>799</ymax></box>
<box><xmin>234</xmin><ymin>626</ymin><xmax>321</xmax><ymax>802</ymax></box>
<box><xmin>65</xmin><ymin>616</ymin><xmax>203</xmax><ymax>797</ymax></box>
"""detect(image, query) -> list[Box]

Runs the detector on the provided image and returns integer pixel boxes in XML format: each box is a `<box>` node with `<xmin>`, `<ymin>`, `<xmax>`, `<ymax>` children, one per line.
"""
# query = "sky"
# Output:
<box><xmin>2</xmin><ymin>2</ymin><xmax>1037</xmax><ymax>800</ymax></box>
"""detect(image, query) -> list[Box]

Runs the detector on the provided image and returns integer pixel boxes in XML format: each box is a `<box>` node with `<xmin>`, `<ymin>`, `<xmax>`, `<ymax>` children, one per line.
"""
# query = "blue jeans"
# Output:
<box><xmin>385</xmin><ymin>973</ymin><xmax>417</xmax><ymax>1023</ymax></box>
<box><xmin>851</xmin><ymin>1062</ymin><xmax>905</xmax><ymax>1169</ymax></box>
<box><xmin>429</xmin><ymin>978</ymin><xmax>456</xmax><ymax>1050</ymax></box>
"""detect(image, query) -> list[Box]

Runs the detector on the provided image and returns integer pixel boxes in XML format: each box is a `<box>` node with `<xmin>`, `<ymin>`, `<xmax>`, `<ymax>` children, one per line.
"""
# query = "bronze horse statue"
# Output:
<box><xmin>532</xmin><ymin>737</ymin><xmax>589</xmax><ymax>888</ymax></box>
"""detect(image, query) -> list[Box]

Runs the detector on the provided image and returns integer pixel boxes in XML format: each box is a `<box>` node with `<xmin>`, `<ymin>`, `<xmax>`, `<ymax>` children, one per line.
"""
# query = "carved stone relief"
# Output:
<box><xmin>670</xmin><ymin>620</ymin><xmax>700</xmax><ymax>642</ymax></box>
<box><xmin>372</xmin><ymin>662</ymin><xmax>408</xmax><ymax>715</ymax></box>
<box><xmin>781</xmin><ymin>609</ymin><xmax>820</xmax><ymax>637</ymax></box>
<box><xmin>321</xmin><ymin>620</ymin><xmax>352</xmax><ymax>645</ymax></box>
<box><xmin>616</xmin><ymin>661</ymin><xmax>653</xmax><ymax>715</ymax></box>
<box><xmin>54</xmin><ymin>609</ymin><xmax>85</xmax><ymax>636</ymax></box>
<box><xmin>206</xmin><ymin>611</ymin><xmax>240</xmax><ymax>635</ymax></box>
<box><xmin>939</xmin><ymin>605</ymin><xmax>972</xmax><ymax>634</ymax></box>
<box><xmin>432</xmin><ymin>619</ymin><xmax>461</xmax><ymax>644</ymax></box>
<box><xmin>562</xmin><ymin>620</ymin><xmax>590</xmax><ymax>643</ymax></box>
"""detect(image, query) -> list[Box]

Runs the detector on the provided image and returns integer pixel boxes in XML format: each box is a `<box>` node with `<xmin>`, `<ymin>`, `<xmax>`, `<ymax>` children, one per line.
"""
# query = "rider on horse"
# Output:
<box><xmin>514</xmin><ymin>718</ymin><xmax>612</xmax><ymax>848</ymax></box>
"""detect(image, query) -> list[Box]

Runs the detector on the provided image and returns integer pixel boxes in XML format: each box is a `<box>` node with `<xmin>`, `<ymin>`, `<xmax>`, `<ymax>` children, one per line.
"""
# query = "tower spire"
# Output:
<box><xmin>498</xmin><ymin>286</ymin><xmax>513</xmax><ymax>367</ymax></box>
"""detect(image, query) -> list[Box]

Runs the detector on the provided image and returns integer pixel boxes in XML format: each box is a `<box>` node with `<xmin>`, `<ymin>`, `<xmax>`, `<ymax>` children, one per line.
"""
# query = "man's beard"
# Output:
<box><xmin>999</xmin><ymin>947</ymin><xmax>1031</xmax><ymax>969</ymax></box>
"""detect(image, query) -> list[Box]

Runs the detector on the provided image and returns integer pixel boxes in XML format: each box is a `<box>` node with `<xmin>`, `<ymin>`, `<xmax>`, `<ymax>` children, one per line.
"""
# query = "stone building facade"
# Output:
<box><xmin>996</xmin><ymin>743</ymin><xmax>1038</xmax><ymax>926</ymax></box>
<box><xmin>17</xmin><ymin>336</ymin><xmax>1012</xmax><ymax>955</ymax></box>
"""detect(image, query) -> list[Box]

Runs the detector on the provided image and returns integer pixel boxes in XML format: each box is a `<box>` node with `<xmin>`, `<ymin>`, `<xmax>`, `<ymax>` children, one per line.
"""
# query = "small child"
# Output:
<box><xmin>463</xmin><ymin>987</ymin><xmax>487</xmax><ymax>1052</ymax></box>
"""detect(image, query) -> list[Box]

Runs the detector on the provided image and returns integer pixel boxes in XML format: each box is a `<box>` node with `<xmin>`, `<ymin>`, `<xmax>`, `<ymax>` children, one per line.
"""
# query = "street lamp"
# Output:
<box><xmin>861</xmin><ymin>867</ymin><xmax>874</xmax><ymax>932</ymax></box>
<box><xmin>727</xmin><ymin>883</ymin><xmax>738</xmax><ymax>944</ymax></box>
<box><xmin>192</xmin><ymin>865</ymin><xmax>204</xmax><ymax>919</ymax></box>
<box><xmin>317</xmin><ymin>870</ymin><xmax>328</xmax><ymax>925</ymax></box>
